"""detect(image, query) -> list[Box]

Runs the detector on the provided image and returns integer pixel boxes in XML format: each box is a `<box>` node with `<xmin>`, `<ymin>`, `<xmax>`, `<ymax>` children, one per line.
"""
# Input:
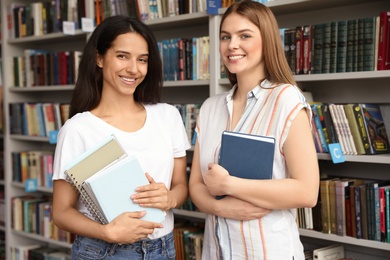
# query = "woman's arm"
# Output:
<box><xmin>203</xmin><ymin>109</ymin><xmax>319</xmax><ymax>209</ymax></box>
<box><xmin>52</xmin><ymin>180</ymin><xmax>163</xmax><ymax>244</ymax></box>
<box><xmin>189</xmin><ymin>142</ymin><xmax>271</xmax><ymax>220</ymax></box>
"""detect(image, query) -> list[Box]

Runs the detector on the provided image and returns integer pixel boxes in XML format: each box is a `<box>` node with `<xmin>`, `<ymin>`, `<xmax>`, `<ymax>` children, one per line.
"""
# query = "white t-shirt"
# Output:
<box><xmin>196</xmin><ymin>80</ymin><xmax>311</xmax><ymax>260</ymax></box>
<box><xmin>53</xmin><ymin>103</ymin><xmax>191</xmax><ymax>239</ymax></box>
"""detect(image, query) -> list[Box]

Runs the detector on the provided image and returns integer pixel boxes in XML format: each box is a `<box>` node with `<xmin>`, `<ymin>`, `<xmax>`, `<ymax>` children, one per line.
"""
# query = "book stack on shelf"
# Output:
<box><xmin>95</xmin><ymin>0</ymin><xmax>207</xmax><ymax>24</ymax></box>
<box><xmin>297</xmin><ymin>177</ymin><xmax>390</xmax><ymax>244</ymax></box>
<box><xmin>310</xmin><ymin>102</ymin><xmax>390</xmax><ymax>155</ymax></box>
<box><xmin>12</xmin><ymin>49</ymin><xmax>82</xmax><ymax>88</ymax></box>
<box><xmin>173</xmin><ymin>103</ymin><xmax>201</xmax><ymax>146</ymax></box>
<box><xmin>173</xmin><ymin>221</ymin><xmax>204</xmax><ymax>260</ymax></box>
<box><xmin>7</xmin><ymin>1</ymin><xmax>85</xmax><ymax>39</ymax></box>
<box><xmin>159</xmin><ymin>36</ymin><xmax>210</xmax><ymax>82</ymax></box>
<box><xmin>283</xmin><ymin>11</ymin><xmax>390</xmax><ymax>75</ymax></box>
<box><xmin>12</xmin><ymin>150</ymin><xmax>54</xmax><ymax>188</ymax></box>
<box><xmin>9</xmin><ymin>102</ymin><xmax>69</xmax><ymax>138</ymax></box>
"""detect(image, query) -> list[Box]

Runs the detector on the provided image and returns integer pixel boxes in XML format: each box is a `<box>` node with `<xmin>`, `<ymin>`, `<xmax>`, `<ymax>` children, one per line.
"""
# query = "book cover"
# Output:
<box><xmin>83</xmin><ymin>155</ymin><xmax>165</xmax><ymax>223</ymax></box>
<box><xmin>219</xmin><ymin>131</ymin><xmax>275</xmax><ymax>180</ymax></box>
<box><xmin>206</xmin><ymin>0</ymin><xmax>221</xmax><ymax>15</ymax></box>
<box><xmin>359</xmin><ymin>103</ymin><xmax>390</xmax><ymax>154</ymax></box>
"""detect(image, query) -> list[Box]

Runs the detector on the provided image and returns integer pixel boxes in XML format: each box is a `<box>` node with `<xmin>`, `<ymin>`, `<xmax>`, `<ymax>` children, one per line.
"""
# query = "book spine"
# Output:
<box><xmin>311</xmin><ymin>104</ymin><xmax>329</xmax><ymax>153</ymax></box>
<box><xmin>312</xmin><ymin>24</ymin><xmax>323</xmax><ymax>74</ymax></box>
<box><xmin>346</xmin><ymin>19</ymin><xmax>356</xmax><ymax>72</ymax></box>
<box><xmin>320</xmin><ymin>180</ymin><xmax>331</xmax><ymax>233</ymax></box>
<box><xmin>377</xmin><ymin>12</ymin><xmax>390</xmax><ymax>70</ymax></box>
<box><xmin>357</xmin><ymin>18</ymin><xmax>365</xmax><ymax>71</ymax></box>
<box><xmin>355</xmin><ymin>185</ymin><xmax>362</xmax><ymax>239</ymax></box>
<box><xmin>380</xmin><ymin>187</ymin><xmax>386</xmax><ymax>242</ymax></box>
<box><xmin>302</xmin><ymin>25</ymin><xmax>312</xmax><ymax>74</ymax></box>
<box><xmin>295</xmin><ymin>26</ymin><xmax>304</xmax><ymax>75</ymax></box>
<box><xmin>329</xmin><ymin>21</ymin><xmax>338</xmax><ymax>73</ymax></box>
<box><xmin>336</xmin><ymin>20</ymin><xmax>348</xmax><ymax>73</ymax></box>
<box><xmin>363</xmin><ymin>16</ymin><xmax>376</xmax><ymax>71</ymax></box>
<box><xmin>352</xmin><ymin>104</ymin><xmax>371</xmax><ymax>154</ymax></box>
<box><xmin>322</xmin><ymin>22</ymin><xmax>331</xmax><ymax>73</ymax></box>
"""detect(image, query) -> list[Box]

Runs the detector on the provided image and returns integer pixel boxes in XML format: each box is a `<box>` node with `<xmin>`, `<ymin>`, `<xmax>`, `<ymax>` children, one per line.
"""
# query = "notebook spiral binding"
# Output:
<box><xmin>67</xmin><ymin>173</ymin><xmax>108</xmax><ymax>224</ymax></box>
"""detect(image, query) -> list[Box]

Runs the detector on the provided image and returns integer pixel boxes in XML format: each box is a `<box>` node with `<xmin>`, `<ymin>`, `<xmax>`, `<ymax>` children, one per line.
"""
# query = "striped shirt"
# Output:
<box><xmin>196</xmin><ymin>80</ymin><xmax>311</xmax><ymax>260</ymax></box>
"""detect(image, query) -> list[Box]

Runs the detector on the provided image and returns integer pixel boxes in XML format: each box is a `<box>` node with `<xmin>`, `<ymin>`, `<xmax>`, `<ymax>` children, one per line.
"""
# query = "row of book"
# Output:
<box><xmin>283</xmin><ymin>11</ymin><xmax>390</xmax><ymax>75</ymax></box>
<box><xmin>159</xmin><ymin>36</ymin><xmax>210</xmax><ymax>81</ymax></box>
<box><xmin>9</xmin><ymin>102</ymin><xmax>70</xmax><ymax>138</ymax></box>
<box><xmin>12</xmin><ymin>150</ymin><xmax>54</xmax><ymax>188</ymax></box>
<box><xmin>310</xmin><ymin>103</ymin><xmax>390</xmax><ymax>155</ymax></box>
<box><xmin>173</xmin><ymin>104</ymin><xmax>201</xmax><ymax>146</ymax></box>
<box><xmin>108</xmin><ymin>0</ymin><xmax>208</xmax><ymax>22</ymax></box>
<box><xmin>12</xmin><ymin>195</ymin><xmax>75</xmax><ymax>244</ymax></box>
<box><xmin>8</xmin><ymin>0</ymin><xmax>85</xmax><ymax>39</ymax></box>
<box><xmin>10</xmin><ymin>245</ymin><xmax>71</xmax><ymax>260</ymax></box>
<box><xmin>174</xmin><ymin>221</ymin><xmax>204</xmax><ymax>260</ymax></box>
<box><xmin>207</xmin><ymin>0</ymin><xmax>274</xmax><ymax>14</ymax></box>
<box><xmin>13</xmin><ymin>49</ymin><xmax>82</xmax><ymax>88</ymax></box>
<box><xmin>312</xmin><ymin>178</ymin><xmax>390</xmax><ymax>243</ymax></box>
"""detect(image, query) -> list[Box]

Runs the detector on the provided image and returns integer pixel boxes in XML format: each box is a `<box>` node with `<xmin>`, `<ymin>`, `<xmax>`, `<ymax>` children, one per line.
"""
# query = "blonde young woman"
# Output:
<box><xmin>189</xmin><ymin>1</ymin><xmax>320</xmax><ymax>259</ymax></box>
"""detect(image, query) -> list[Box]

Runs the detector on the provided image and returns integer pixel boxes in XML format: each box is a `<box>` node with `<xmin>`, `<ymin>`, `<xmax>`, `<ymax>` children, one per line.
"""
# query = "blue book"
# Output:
<box><xmin>207</xmin><ymin>0</ymin><xmax>222</xmax><ymax>15</ymax></box>
<box><xmin>83</xmin><ymin>155</ymin><xmax>165</xmax><ymax>223</ymax></box>
<box><xmin>217</xmin><ymin>131</ymin><xmax>275</xmax><ymax>199</ymax></box>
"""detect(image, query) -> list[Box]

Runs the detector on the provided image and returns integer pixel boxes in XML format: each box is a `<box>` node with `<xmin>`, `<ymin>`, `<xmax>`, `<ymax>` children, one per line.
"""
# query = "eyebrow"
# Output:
<box><xmin>220</xmin><ymin>28</ymin><xmax>254</xmax><ymax>34</ymax></box>
<box><xmin>115</xmin><ymin>50</ymin><xmax>149</xmax><ymax>56</ymax></box>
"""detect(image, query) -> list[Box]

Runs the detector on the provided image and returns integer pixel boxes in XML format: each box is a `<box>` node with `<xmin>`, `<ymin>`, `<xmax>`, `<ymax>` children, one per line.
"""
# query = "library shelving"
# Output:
<box><xmin>0</xmin><ymin>0</ymin><xmax>389</xmax><ymax>259</ymax></box>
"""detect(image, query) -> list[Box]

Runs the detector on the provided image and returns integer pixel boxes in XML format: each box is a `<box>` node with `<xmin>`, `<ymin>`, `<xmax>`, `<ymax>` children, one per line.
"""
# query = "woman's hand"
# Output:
<box><xmin>203</xmin><ymin>163</ymin><xmax>231</xmax><ymax>197</ymax></box>
<box><xmin>131</xmin><ymin>173</ymin><xmax>176</xmax><ymax>211</ymax></box>
<box><xmin>103</xmin><ymin>211</ymin><xmax>163</xmax><ymax>244</ymax></box>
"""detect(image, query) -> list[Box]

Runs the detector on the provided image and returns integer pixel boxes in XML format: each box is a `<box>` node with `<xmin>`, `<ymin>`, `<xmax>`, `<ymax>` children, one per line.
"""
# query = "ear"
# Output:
<box><xmin>96</xmin><ymin>52</ymin><xmax>103</xmax><ymax>68</ymax></box>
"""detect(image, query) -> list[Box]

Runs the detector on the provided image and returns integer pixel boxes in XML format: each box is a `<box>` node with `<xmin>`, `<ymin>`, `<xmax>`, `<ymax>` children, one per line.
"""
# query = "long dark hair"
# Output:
<box><xmin>221</xmin><ymin>0</ymin><xmax>296</xmax><ymax>87</ymax></box>
<box><xmin>69</xmin><ymin>15</ymin><xmax>163</xmax><ymax>118</ymax></box>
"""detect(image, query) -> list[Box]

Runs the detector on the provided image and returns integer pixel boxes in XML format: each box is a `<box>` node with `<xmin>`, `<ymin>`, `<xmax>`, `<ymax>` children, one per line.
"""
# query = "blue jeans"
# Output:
<box><xmin>71</xmin><ymin>231</ymin><xmax>176</xmax><ymax>259</ymax></box>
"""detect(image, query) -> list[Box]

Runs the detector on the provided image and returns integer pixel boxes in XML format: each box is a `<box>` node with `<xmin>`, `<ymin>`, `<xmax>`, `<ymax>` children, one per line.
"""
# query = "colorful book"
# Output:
<box><xmin>359</xmin><ymin>103</ymin><xmax>390</xmax><ymax>154</ymax></box>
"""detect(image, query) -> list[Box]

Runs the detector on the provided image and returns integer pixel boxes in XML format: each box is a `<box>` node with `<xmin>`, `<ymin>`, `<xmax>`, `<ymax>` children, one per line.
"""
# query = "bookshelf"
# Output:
<box><xmin>0</xmin><ymin>0</ymin><xmax>389</xmax><ymax>259</ymax></box>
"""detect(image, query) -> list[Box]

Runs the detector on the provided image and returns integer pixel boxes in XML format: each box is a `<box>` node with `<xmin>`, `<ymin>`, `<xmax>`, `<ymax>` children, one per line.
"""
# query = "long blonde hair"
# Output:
<box><xmin>220</xmin><ymin>0</ymin><xmax>296</xmax><ymax>87</ymax></box>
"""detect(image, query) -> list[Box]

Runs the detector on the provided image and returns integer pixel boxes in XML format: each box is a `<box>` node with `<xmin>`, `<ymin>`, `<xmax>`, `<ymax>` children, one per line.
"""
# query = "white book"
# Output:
<box><xmin>313</xmin><ymin>244</ymin><xmax>344</xmax><ymax>260</ymax></box>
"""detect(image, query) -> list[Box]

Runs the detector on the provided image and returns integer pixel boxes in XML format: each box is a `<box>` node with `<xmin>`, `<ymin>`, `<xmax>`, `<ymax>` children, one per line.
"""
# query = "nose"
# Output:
<box><xmin>228</xmin><ymin>36</ymin><xmax>239</xmax><ymax>50</ymax></box>
<box><xmin>125</xmin><ymin>59</ymin><xmax>138</xmax><ymax>73</ymax></box>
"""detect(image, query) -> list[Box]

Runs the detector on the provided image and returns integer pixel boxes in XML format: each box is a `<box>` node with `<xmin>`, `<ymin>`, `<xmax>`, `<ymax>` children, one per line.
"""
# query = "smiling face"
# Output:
<box><xmin>219</xmin><ymin>13</ymin><xmax>264</xmax><ymax>79</ymax></box>
<box><xmin>97</xmin><ymin>32</ymin><xmax>149</xmax><ymax>97</ymax></box>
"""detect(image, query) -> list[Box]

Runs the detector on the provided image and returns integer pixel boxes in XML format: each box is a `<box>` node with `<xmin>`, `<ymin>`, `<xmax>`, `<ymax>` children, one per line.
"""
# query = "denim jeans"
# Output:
<box><xmin>71</xmin><ymin>231</ymin><xmax>176</xmax><ymax>259</ymax></box>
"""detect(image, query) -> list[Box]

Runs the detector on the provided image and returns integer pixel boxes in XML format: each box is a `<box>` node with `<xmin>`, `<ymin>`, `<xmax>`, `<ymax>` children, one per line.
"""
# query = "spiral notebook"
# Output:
<box><xmin>83</xmin><ymin>155</ymin><xmax>165</xmax><ymax>223</ymax></box>
<box><xmin>64</xmin><ymin>135</ymin><xmax>165</xmax><ymax>224</ymax></box>
<box><xmin>64</xmin><ymin>135</ymin><xmax>127</xmax><ymax>224</ymax></box>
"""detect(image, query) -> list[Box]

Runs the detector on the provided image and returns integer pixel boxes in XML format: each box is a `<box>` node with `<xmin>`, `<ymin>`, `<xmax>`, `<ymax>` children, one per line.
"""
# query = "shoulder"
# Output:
<box><xmin>58</xmin><ymin>112</ymin><xmax>94</xmax><ymax>136</ymax></box>
<box><xmin>200</xmin><ymin>92</ymin><xmax>227</xmax><ymax>112</ymax></box>
<box><xmin>268</xmin><ymin>83</ymin><xmax>307</xmax><ymax>105</ymax></box>
<box><xmin>145</xmin><ymin>103</ymin><xmax>180</xmax><ymax>115</ymax></box>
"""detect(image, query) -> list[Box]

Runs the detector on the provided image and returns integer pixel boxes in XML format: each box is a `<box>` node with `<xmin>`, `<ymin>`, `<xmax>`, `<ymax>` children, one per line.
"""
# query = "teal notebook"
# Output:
<box><xmin>82</xmin><ymin>155</ymin><xmax>166</xmax><ymax>223</ymax></box>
